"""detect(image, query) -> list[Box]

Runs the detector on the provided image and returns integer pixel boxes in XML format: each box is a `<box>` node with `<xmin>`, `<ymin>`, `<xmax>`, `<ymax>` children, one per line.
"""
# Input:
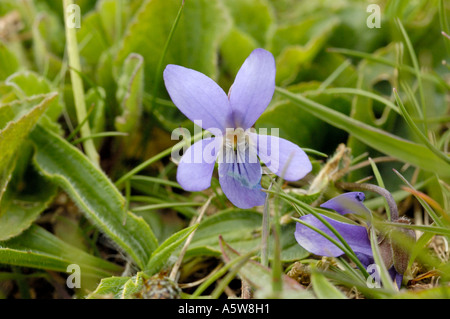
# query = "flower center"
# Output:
<box><xmin>219</xmin><ymin>128</ymin><xmax>258</xmax><ymax>165</ymax></box>
<box><xmin>225</xmin><ymin>128</ymin><xmax>247</xmax><ymax>151</ymax></box>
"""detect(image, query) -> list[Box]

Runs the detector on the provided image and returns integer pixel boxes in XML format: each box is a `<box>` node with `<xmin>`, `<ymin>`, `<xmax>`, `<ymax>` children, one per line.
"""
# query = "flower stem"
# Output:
<box><xmin>63</xmin><ymin>0</ymin><xmax>99</xmax><ymax>165</ymax></box>
<box><xmin>271</xmin><ymin>158</ymin><xmax>294</xmax><ymax>295</ymax></box>
<box><xmin>337</xmin><ymin>182</ymin><xmax>399</xmax><ymax>221</ymax></box>
<box><xmin>260</xmin><ymin>183</ymin><xmax>272</xmax><ymax>268</ymax></box>
<box><xmin>169</xmin><ymin>196</ymin><xmax>212</xmax><ymax>281</ymax></box>
<box><xmin>271</xmin><ymin>221</ymin><xmax>283</xmax><ymax>295</ymax></box>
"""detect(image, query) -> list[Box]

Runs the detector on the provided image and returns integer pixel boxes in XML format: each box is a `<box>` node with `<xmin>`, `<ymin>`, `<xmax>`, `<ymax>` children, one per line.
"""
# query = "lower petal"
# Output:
<box><xmin>250</xmin><ymin>133</ymin><xmax>311</xmax><ymax>181</ymax></box>
<box><xmin>387</xmin><ymin>266</ymin><xmax>403</xmax><ymax>289</ymax></box>
<box><xmin>294</xmin><ymin>214</ymin><xmax>373</xmax><ymax>257</ymax></box>
<box><xmin>177</xmin><ymin>138</ymin><xmax>219</xmax><ymax>191</ymax></box>
<box><xmin>218</xmin><ymin>159</ymin><xmax>266</xmax><ymax>209</ymax></box>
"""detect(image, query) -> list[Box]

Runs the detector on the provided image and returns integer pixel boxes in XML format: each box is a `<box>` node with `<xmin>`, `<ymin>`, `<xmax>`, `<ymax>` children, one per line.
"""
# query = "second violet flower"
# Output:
<box><xmin>294</xmin><ymin>192</ymin><xmax>408</xmax><ymax>288</ymax></box>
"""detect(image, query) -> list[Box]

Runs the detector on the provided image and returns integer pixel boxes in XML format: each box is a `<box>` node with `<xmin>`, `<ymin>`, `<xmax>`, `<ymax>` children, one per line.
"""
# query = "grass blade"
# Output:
<box><xmin>395</xmin><ymin>18</ymin><xmax>427</xmax><ymax>130</ymax></box>
<box><xmin>311</xmin><ymin>270</ymin><xmax>347</xmax><ymax>299</ymax></box>
<box><xmin>393</xmin><ymin>88</ymin><xmax>450</xmax><ymax>165</ymax></box>
<box><xmin>275</xmin><ymin>86</ymin><xmax>450</xmax><ymax>177</ymax></box>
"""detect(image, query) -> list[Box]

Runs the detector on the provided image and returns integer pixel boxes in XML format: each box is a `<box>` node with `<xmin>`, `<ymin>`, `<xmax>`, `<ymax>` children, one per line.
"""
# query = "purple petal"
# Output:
<box><xmin>164</xmin><ymin>65</ymin><xmax>233</xmax><ymax>132</ymax></box>
<box><xmin>387</xmin><ymin>266</ymin><xmax>403</xmax><ymax>289</ymax></box>
<box><xmin>229</xmin><ymin>48</ymin><xmax>275</xmax><ymax>129</ymax></box>
<box><xmin>250</xmin><ymin>133</ymin><xmax>312</xmax><ymax>181</ymax></box>
<box><xmin>177</xmin><ymin>138</ymin><xmax>220</xmax><ymax>191</ymax></box>
<box><xmin>294</xmin><ymin>214</ymin><xmax>373</xmax><ymax>257</ymax></box>
<box><xmin>320</xmin><ymin>192</ymin><xmax>371</xmax><ymax>217</ymax></box>
<box><xmin>394</xmin><ymin>271</ymin><xmax>403</xmax><ymax>289</ymax></box>
<box><xmin>356</xmin><ymin>253</ymin><xmax>374</xmax><ymax>268</ymax></box>
<box><xmin>218</xmin><ymin>154</ymin><xmax>266</xmax><ymax>209</ymax></box>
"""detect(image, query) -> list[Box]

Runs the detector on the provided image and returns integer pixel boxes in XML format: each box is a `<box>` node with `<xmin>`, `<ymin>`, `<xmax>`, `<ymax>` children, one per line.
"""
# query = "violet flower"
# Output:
<box><xmin>163</xmin><ymin>49</ymin><xmax>312</xmax><ymax>208</ymax></box>
<box><xmin>294</xmin><ymin>192</ymin><xmax>403</xmax><ymax>288</ymax></box>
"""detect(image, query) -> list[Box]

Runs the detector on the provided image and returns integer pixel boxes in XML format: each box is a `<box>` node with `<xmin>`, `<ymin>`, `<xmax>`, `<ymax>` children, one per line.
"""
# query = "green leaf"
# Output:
<box><xmin>187</xmin><ymin>209</ymin><xmax>308</xmax><ymax>261</ymax></box>
<box><xmin>188</xmin><ymin>209</ymin><xmax>262</xmax><ymax>253</ymax></box>
<box><xmin>311</xmin><ymin>271</ymin><xmax>347</xmax><ymax>299</ymax></box>
<box><xmin>29</xmin><ymin>125</ymin><xmax>158</xmax><ymax>269</ymax></box>
<box><xmin>85</xmin><ymin>86</ymin><xmax>106</xmax><ymax>148</ymax></box>
<box><xmin>219</xmin><ymin>237</ymin><xmax>313</xmax><ymax>298</ymax></box>
<box><xmin>0</xmin><ymin>225</ymin><xmax>121</xmax><ymax>278</ymax></box>
<box><xmin>96</xmin><ymin>50</ymin><xmax>119</xmax><ymax>113</ymax></box>
<box><xmin>0</xmin><ymin>165</ymin><xmax>57</xmax><ymax>241</ymax></box>
<box><xmin>269</xmin><ymin>15</ymin><xmax>339</xmax><ymax>85</ymax></box>
<box><xmin>0</xmin><ymin>93</ymin><xmax>57</xmax><ymax>202</ymax></box>
<box><xmin>120</xmin><ymin>272</ymin><xmax>148</xmax><ymax>298</ymax></box>
<box><xmin>6</xmin><ymin>71</ymin><xmax>52</xmax><ymax>98</ymax></box>
<box><xmin>256</xmin><ymin>82</ymin><xmax>350</xmax><ymax>151</ymax></box>
<box><xmin>96</xmin><ymin>0</ymin><xmax>127</xmax><ymax>44</ymax></box>
<box><xmin>115</xmin><ymin>0</ymin><xmax>231</xmax><ymax>96</ymax></box>
<box><xmin>275</xmin><ymin>87</ymin><xmax>450</xmax><ymax>177</ymax></box>
<box><xmin>222</xmin><ymin>0</ymin><xmax>273</xmax><ymax>46</ymax></box>
<box><xmin>145</xmin><ymin>224</ymin><xmax>198</xmax><ymax>275</ymax></box>
<box><xmin>276</xmin><ymin>222</ymin><xmax>310</xmax><ymax>262</ymax></box>
<box><xmin>87</xmin><ymin>276</ymin><xmax>130</xmax><ymax>299</ymax></box>
<box><xmin>115</xmin><ymin>53</ymin><xmax>144</xmax><ymax>133</ymax></box>
<box><xmin>88</xmin><ymin>272</ymin><xmax>150</xmax><ymax>299</ymax></box>
<box><xmin>220</xmin><ymin>27</ymin><xmax>258</xmax><ymax>78</ymax></box>
<box><xmin>77</xmin><ymin>11</ymin><xmax>110</xmax><ymax>66</ymax></box>
<box><xmin>0</xmin><ymin>41</ymin><xmax>19</xmax><ymax>81</ymax></box>
<box><xmin>5</xmin><ymin>71</ymin><xmax>62</xmax><ymax>121</ymax></box>
<box><xmin>89</xmin><ymin>271</ymin><xmax>179</xmax><ymax>299</ymax></box>
<box><xmin>31</xmin><ymin>12</ymin><xmax>64</xmax><ymax>79</ymax></box>
<box><xmin>219</xmin><ymin>0</ymin><xmax>274</xmax><ymax>79</ymax></box>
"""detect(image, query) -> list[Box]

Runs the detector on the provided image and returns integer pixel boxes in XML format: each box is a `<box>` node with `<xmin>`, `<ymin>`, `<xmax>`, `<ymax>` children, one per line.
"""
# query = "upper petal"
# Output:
<box><xmin>229</xmin><ymin>48</ymin><xmax>275</xmax><ymax>129</ymax></box>
<box><xmin>218</xmin><ymin>150</ymin><xmax>266</xmax><ymax>209</ymax></box>
<box><xmin>164</xmin><ymin>65</ymin><xmax>233</xmax><ymax>132</ymax></box>
<box><xmin>177</xmin><ymin>137</ymin><xmax>220</xmax><ymax>191</ymax></box>
<box><xmin>294</xmin><ymin>214</ymin><xmax>373</xmax><ymax>257</ymax></box>
<box><xmin>250</xmin><ymin>132</ymin><xmax>312</xmax><ymax>181</ymax></box>
<box><xmin>320</xmin><ymin>192</ymin><xmax>371</xmax><ymax>217</ymax></box>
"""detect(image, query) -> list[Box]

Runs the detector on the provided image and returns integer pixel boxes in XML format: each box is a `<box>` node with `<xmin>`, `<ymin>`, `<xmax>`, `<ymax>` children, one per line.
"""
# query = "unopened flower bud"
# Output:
<box><xmin>377</xmin><ymin>234</ymin><xmax>393</xmax><ymax>269</ymax></box>
<box><xmin>392</xmin><ymin>217</ymin><xmax>416</xmax><ymax>275</ymax></box>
